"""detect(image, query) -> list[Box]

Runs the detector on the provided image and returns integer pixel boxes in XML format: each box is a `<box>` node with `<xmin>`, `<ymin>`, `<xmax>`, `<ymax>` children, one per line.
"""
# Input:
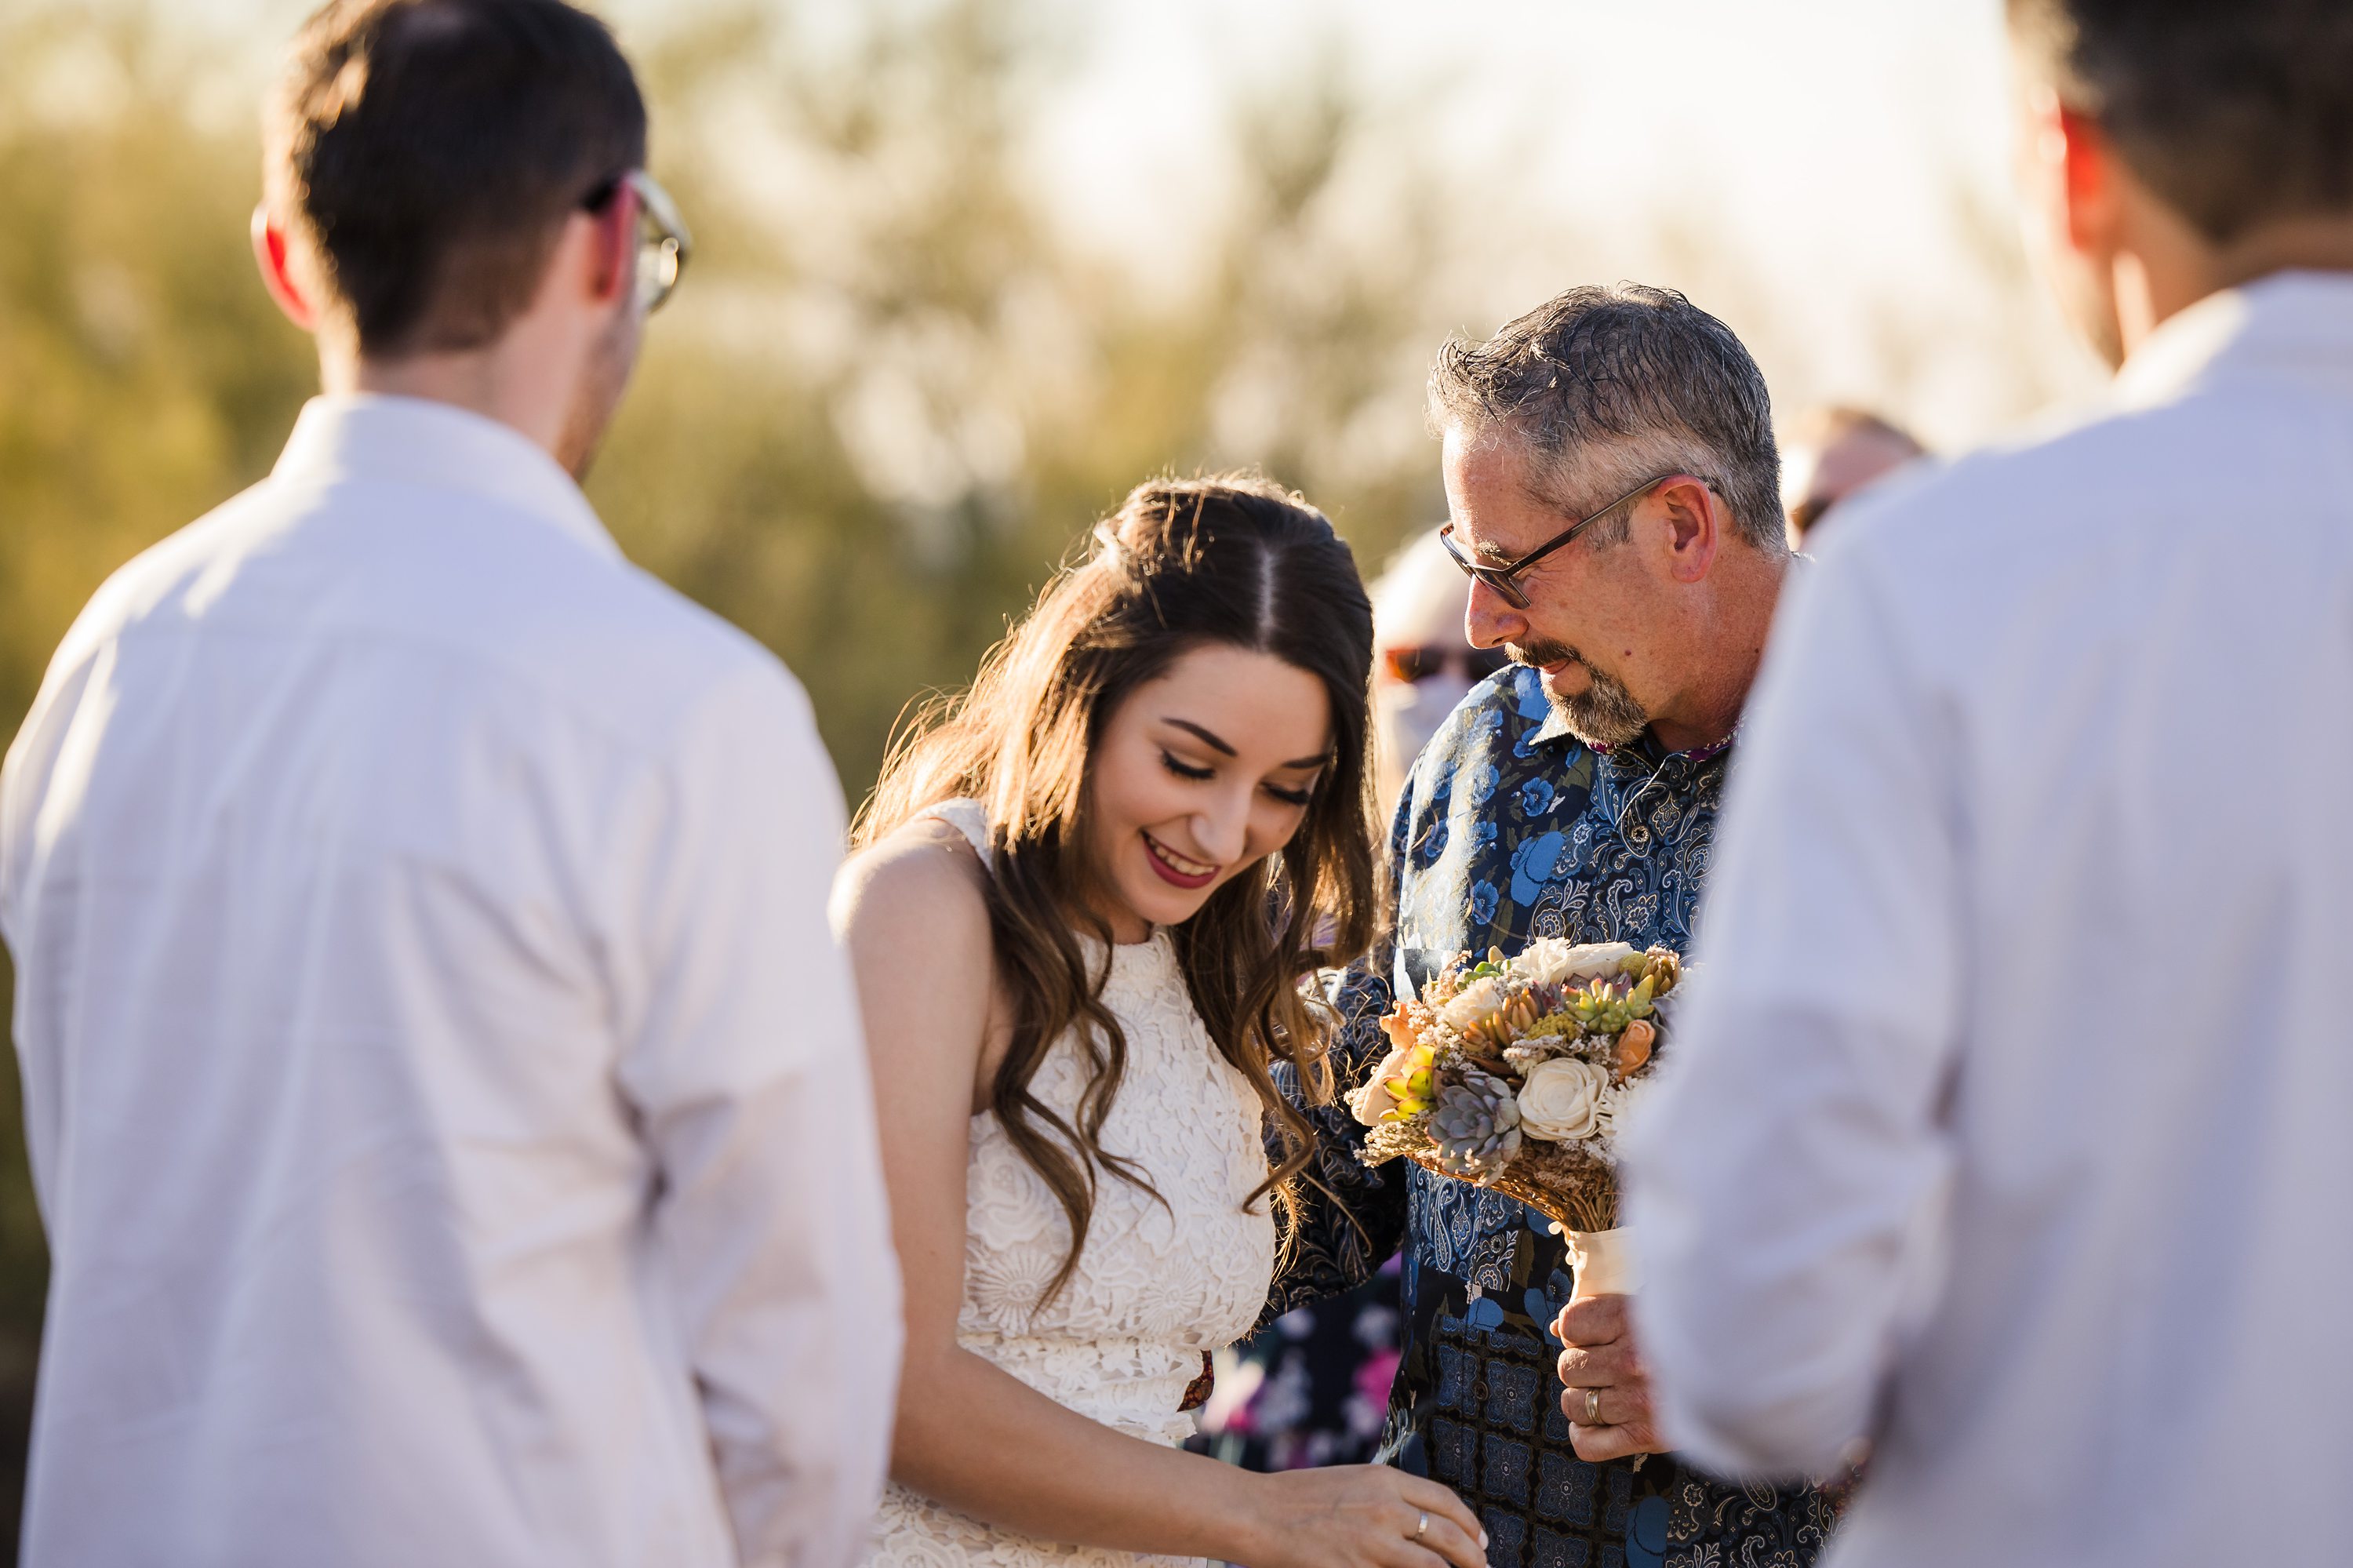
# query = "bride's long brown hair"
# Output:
<box><xmin>858</xmin><ymin>474</ymin><xmax>1379</xmax><ymax>1307</ymax></box>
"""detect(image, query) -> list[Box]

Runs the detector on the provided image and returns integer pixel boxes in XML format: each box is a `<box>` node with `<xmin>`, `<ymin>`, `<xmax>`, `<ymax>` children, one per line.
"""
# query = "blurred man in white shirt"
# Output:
<box><xmin>0</xmin><ymin>2</ymin><xmax>900</xmax><ymax>1563</ymax></box>
<box><xmin>1625</xmin><ymin>2</ymin><xmax>2353</xmax><ymax>1563</ymax></box>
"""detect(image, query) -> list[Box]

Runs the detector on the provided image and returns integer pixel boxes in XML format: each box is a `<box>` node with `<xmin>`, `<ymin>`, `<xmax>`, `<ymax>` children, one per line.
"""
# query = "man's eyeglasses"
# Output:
<box><xmin>1438</xmin><ymin>471</ymin><xmax>1703</xmax><ymax>609</ymax></box>
<box><xmin>584</xmin><ymin>169</ymin><xmax>692</xmax><ymax>315</ymax></box>
<box><xmin>1383</xmin><ymin>646</ymin><xmax>1509</xmax><ymax>685</ymax></box>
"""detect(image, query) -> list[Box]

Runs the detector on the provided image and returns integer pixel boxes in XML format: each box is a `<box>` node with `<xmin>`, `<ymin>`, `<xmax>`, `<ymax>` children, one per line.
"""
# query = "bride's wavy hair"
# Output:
<box><xmin>858</xmin><ymin>473</ymin><xmax>1379</xmax><ymax>1308</ymax></box>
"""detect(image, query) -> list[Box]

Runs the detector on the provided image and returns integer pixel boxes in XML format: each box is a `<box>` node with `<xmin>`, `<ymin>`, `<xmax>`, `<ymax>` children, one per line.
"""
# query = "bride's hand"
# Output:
<box><xmin>1241</xmin><ymin>1464</ymin><xmax>1486</xmax><ymax>1568</ymax></box>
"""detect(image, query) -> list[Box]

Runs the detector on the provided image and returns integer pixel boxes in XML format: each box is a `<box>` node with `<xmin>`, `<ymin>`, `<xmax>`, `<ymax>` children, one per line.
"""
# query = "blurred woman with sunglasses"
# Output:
<box><xmin>1365</xmin><ymin>532</ymin><xmax>1498</xmax><ymax>815</ymax></box>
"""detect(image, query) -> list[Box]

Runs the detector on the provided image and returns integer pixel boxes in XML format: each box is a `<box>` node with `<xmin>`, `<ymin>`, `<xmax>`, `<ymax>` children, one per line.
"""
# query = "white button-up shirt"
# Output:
<box><xmin>1625</xmin><ymin>271</ymin><xmax>2353</xmax><ymax>1567</ymax></box>
<box><xmin>0</xmin><ymin>395</ymin><xmax>901</xmax><ymax>1567</ymax></box>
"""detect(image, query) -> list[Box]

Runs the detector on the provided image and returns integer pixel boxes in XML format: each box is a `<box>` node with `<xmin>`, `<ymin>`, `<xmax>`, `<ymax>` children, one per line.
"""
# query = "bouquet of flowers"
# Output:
<box><xmin>1349</xmin><ymin>940</ymin><xmax>1686</xmax><ymax>1292</ymax></box>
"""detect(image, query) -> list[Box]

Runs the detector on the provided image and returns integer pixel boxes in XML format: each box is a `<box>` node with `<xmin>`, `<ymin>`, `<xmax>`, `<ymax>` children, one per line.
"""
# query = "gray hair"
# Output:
<box><xmin>1428</xmin><ymin>283</ymin><xmax>1787</xmax><ymax>556</ymax></box>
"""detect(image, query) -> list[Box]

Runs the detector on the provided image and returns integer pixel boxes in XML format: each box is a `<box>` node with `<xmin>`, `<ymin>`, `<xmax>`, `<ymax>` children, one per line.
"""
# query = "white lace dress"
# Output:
<box><xmin>866</xmin><ymin>800</ymin><xmax>1277</xmax><ymax>1568</ymax></box>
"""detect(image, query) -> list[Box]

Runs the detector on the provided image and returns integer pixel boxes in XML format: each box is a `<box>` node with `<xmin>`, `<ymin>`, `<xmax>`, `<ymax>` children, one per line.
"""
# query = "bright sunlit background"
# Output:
<box><xmin>0</xmin><ymin>0</ymin><xmax>2102</xmax><ymax>1551</ymax></box>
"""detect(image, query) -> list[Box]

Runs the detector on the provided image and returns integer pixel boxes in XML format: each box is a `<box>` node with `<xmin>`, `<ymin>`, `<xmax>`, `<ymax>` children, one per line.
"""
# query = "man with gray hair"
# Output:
<box><xmin>1270</xmin><ymin>283</ymin><xmax>1832</xmax><ymax>1568</ymax></box>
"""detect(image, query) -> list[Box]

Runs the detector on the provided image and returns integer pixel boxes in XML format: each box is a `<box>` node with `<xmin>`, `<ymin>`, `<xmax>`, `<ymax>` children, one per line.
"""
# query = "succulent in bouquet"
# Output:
<box><xmin>1351</xmin><ymin>939</ymin><xmax>1686</xmax><ymax>1294</ymax></box>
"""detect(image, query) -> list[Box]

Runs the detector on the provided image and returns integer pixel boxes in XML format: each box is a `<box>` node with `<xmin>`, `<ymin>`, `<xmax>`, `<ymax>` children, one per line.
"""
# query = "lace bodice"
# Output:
<box><xmin>866</xmin><ymin>801</ymin><xmax>1276</xmax><ymax>1568</ymax></box>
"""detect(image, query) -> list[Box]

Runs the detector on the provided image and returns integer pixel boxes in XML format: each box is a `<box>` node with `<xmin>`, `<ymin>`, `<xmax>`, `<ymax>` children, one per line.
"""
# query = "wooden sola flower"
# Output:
<box><xmin>1351</xmin><ymin>939</ymin><xmax>1686</xmax><ymax>1235</ymax></box>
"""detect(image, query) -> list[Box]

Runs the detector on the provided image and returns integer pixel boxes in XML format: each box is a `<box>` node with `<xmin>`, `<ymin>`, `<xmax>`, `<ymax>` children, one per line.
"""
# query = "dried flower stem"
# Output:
<box><xmin>1409</xmin><ymin>1140</ymin><xmax>1620</xmax><ymax>1233</ymax></box>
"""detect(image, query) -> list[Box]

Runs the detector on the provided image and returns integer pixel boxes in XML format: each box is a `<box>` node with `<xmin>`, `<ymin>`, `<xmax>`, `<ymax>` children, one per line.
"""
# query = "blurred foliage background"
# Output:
<box><xmin>0</xmin><ymin>0</ymin><xmax>2089</xmax><ymax>1551</ymax></box>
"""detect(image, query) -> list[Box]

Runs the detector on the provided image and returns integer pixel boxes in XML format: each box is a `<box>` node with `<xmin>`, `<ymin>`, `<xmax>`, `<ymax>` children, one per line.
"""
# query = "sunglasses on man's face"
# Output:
<box><xmin>1382</xmin><ymin>646</ymin><xmax>1510</xmax><ymax>685</ymax></box>
<box><xmin>583</xmin><ymin>169</ymin><xmax>692</xmax><ymax>315</ymax></box>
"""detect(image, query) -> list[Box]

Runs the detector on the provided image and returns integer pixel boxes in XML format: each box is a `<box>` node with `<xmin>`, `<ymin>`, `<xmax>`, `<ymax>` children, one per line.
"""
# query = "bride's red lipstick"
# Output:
<box><xmin>1142</xmin><ymin>831</ymin><xmax>1217</xmax><ymax>890</ymax></box>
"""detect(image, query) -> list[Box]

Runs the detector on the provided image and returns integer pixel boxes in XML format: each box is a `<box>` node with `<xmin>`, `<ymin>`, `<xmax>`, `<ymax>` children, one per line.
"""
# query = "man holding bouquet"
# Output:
<box><xmin>1274</xmin><ymin>284</ymin><xmax>1832</xmax><ymax>1567</ymax></box>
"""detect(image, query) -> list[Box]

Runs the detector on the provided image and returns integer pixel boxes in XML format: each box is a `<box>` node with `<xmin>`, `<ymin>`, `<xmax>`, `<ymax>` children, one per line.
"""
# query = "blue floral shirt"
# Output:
<box><xmin>1271</xmin><ymin>665</ymin><xmax>1834</xmax><ymax>1568</ymax></box>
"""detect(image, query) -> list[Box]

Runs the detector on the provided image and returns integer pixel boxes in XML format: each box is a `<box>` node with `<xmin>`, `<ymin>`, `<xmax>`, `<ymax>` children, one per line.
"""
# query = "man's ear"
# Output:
<box><xmin>1654</xmin><ymin>476</ymin><xmax>1721</xmax><ymax>584</ymax></box>
<box><xmin>2053</xmin><ymin>102</ymin><xmax>2123</xmax><ymax>259</ymax></box>
<box><xmin>251</xmin><ymin>206</ymin><xmax>318</xmax><ymax>331</ymax></box>
<box><xmin>581</xmin><ymin>186</ymin><xmax>637</xmax><ymax>309</ymax></box>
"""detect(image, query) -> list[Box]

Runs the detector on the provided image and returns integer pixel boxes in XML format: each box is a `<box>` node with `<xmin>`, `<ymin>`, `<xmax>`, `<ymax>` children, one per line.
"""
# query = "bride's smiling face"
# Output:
<box><xmin>1084</xmin><ymin>642</ymin><xmax>1334</xmax><ymax>943</ymax></box>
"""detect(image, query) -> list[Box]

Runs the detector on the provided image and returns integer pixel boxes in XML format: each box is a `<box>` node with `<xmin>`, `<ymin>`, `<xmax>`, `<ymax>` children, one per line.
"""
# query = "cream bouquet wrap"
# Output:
<box><xmin>1350</xmin><ymin>939</ymin><xmax>1684</xmax><ymax>1301</ymax></box>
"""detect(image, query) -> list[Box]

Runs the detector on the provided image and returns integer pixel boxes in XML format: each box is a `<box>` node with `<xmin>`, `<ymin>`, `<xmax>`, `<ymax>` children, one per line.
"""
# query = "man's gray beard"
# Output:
<box><xmin>1553</xmin><ymin>669</ymin><xmax>1650</xmax><ymax>749</ymax></box>
<box><xmin>1516</xmin><ymin>644</ymin><xmax>1650</xmax><ymax>748</ymax></box>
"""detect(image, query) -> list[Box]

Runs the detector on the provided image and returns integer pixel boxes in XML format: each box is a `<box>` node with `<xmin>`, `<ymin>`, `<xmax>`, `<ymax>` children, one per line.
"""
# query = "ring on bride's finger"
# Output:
<box><xmin>1583</xmin><ymin>1388</ymin><xmax>1602</xmax><ymax>1424</ymax></box>
<box><xmin>1415</xmin><ymin>1511</ymin><xmax>1428</xmax><ymax>1541</ymax></box>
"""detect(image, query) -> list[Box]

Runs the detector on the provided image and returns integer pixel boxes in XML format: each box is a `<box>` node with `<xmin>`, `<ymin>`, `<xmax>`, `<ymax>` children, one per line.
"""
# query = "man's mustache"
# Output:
<box><xmin>1509</xmin><ymin>639</ymin><xmax>1580</xmax><ymax>669</ymax></box>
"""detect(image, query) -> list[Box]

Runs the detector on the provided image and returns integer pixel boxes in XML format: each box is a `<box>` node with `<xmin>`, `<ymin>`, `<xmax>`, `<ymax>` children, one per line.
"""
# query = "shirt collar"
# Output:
<box><xmin>1528</xmin><ymin>703</ymin><xmax>1583</xmax><ymax>750</ymax></box>
<box><xmin>271</xmin><ymin>393</ymin><xmax>622</xmax><ymax>563</ymax></box>
<box><xmin>2112</xmin><ymin>269</ymin><xmax>2353</xmax><ymax>412</ymax></box>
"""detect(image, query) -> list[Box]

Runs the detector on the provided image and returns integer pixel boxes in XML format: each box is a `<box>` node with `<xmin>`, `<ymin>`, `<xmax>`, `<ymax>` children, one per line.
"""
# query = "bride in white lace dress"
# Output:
<box><xmin>832</xmin><ymin>478</ymin><xmax>1482</xmax><ymax>1568</ymax></box>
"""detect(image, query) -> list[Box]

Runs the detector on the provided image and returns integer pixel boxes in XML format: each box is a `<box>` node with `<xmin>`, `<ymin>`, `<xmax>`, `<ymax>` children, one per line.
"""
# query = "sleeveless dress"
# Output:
<box><xmin>865</xmin><ymin>800</ymin><xmax>1278</xmax><ymax>1568</ymax></box>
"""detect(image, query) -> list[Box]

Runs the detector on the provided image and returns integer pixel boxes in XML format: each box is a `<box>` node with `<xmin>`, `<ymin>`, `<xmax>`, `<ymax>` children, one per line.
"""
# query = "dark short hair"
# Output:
<box><xmin>1428</xmin><ymin>283</ymin><xmax>1786</xmax><ymax>555</ymax></box>
<box><xmin>2009</xmin><ymin>0</ymin><xmax>2353</xmax><ymax>243</ymax></box>
<box><xmin>267</xmin><ymin>0</ymin><xmax>647</xmax><ymax>357</ymax></box>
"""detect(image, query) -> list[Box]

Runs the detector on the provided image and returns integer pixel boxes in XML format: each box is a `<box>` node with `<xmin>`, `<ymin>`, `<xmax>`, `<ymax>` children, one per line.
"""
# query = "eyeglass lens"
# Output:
<box><xmin>638</xmin><ymin>229</ymin><xmax>682</xmax><ymax>313</ymax></box>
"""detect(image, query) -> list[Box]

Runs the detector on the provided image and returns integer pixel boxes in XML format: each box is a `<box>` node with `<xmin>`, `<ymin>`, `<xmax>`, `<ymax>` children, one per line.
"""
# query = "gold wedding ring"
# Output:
<box><xmin>1583</xmin><ymin>1388</ymin><xmax>1602</xmax><ymax>1424</ymax></box>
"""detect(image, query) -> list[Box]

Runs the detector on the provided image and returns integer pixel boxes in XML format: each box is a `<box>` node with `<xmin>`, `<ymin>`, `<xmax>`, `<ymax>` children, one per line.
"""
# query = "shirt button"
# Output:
<box><xmin>1627</xmin><ymin>825</ymin><xmax>1652</xmax><ymax>846</ymax></box>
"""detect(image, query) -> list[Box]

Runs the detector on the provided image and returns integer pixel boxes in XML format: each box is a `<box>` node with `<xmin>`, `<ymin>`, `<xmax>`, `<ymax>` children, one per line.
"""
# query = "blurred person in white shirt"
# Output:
<box><xmin>1367</xmin><ymin>533</ymin><xmax>1499</xmax><ymax>815</ymax></box>
<box><xmin>1777</xmin><ymin>407</ymin><xmax>1926</xmax><ymax>549</ymax></box>
<box><xmin>0</xmin><ymin>2</ymin><xmax>899</xmax><ymax>1564</ymax></box>
<box><xmin>1624</xmin><ymin>2</ymin><xmax>2353</xmax><ymax>1564</ymax></box>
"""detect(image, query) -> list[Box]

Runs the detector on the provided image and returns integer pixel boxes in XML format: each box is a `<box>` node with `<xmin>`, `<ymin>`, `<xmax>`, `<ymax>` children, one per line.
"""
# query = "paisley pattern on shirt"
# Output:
<box><xmin>1268</xmin><ymin>665</ymin><xmax>1835</xmax><ymax>1568</ymax></box>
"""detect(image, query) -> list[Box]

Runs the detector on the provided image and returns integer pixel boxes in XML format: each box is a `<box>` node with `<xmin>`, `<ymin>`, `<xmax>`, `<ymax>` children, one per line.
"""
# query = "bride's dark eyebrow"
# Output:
<box><xmin>1164</xmin><ymin>717</ymin><xmax>1327</xmax><ymax>772</ymax></box>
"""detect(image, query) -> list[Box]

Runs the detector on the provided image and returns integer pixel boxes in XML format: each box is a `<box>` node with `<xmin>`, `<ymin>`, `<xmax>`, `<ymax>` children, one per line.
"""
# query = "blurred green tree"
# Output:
<box><xmin>597</xmin><ymin>2</ymin><xmax>1453</xmax><ymax>791</ymax></box>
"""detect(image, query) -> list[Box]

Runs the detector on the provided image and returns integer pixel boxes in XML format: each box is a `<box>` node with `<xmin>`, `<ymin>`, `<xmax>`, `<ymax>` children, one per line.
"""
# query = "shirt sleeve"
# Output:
<box><xmin>617</xmin><ymin>660</ymin><xmax>903</xmax><ymax>1568</ymax></box>
<box><xmin>1264</xmin><ymin>788</ymin><xmax>1417</xmax><ymax>1322</ymax></box>
<box><xmin>0</xmin><ymin>651</ymin><xmax>104</xmax><ymax>1224</ymax></box>
<box><xmin>1620</xmin><ymin>541</ymin><xmax>1963</xmax><ymax>1483</ymax></box>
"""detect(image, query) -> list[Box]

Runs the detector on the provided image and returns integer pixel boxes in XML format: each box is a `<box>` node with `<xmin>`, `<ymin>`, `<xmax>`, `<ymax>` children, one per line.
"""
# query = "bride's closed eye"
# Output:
<box><xmin>1162</xmin><ymin>750</ymin><xmax>1316</xmax><ymax>807</ymax></box>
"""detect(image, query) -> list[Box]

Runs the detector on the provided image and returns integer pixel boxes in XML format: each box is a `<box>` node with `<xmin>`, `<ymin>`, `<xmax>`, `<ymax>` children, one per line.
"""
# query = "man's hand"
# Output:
<box><xmin>1551</xmin><ymin>1293</ymin><xmax>1668</xmax><ymax>1463</ymax></box>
